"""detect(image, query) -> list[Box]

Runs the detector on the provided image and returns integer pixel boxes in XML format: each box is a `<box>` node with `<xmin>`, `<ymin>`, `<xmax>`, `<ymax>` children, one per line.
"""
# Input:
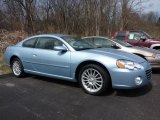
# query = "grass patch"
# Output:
<box><xmin>0</xmin><ymin>53</ymin><xmax>11</xmax><ymax>75</ymax></box>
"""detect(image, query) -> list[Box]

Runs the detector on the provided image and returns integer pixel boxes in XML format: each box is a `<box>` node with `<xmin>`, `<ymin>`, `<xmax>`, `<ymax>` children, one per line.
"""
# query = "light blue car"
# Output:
<box><xmin>4</xmin><ymin>34</ymin><xmax>152</xmax><ymax>95</ymax></box>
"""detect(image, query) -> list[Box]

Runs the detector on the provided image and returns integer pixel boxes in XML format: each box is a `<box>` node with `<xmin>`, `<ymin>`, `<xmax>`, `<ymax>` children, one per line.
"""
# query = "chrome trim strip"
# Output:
<box><xmin>23</xmin><ymin>60</ymin><xmax>69</xmax><ymax>68</ymax></box>
<box><xmin>24</xmin><ymin>69</ymin><xmax>74</xmax><ymax>80</ymax></box>
<box><xmin>112</xmin><ymin>84</ymin><xmax>131</xmax><ymax>87</ymax></box>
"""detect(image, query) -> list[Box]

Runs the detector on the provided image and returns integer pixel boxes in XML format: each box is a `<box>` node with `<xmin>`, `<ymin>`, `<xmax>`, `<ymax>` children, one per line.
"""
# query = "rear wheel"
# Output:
<box><xmin>11</xmin><ymin>58</ymin><xmax>25</xmax><ymax>77</ymax></box>
<box><xmin>79</xmin><ymin>64</ymin><xmax>110</xmax><ymax>95</ymax></box>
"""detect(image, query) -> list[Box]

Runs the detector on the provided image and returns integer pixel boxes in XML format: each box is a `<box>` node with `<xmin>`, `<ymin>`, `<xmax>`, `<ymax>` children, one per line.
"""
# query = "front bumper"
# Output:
<box><xmin>146</xmin><ymin>56</ymin><xmax>160</xmax><ymax>68</ymax></box>
<box><xmin>110</xmin><ymin>61</ymin><xmax>152</xmax><ymax>89</ymax></box>
<box><xmin>150</xmin><ymin>63</ymin><xmax>160</xmax><ymax>68</ymax></box>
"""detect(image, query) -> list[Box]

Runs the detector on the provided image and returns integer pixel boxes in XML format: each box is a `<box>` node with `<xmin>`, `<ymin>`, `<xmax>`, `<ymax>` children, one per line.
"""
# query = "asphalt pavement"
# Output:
<box><xmin>0</xmin><ymin>69</ymin><xmax>160</xmax><ymax>120</ymax></box>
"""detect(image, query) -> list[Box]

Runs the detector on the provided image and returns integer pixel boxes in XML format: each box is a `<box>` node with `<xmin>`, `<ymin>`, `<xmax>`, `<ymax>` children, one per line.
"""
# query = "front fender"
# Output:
<box><xmin>150</xmin><ymin>44</ymin><xmax>160</xmax><ymax>49</ymax></box>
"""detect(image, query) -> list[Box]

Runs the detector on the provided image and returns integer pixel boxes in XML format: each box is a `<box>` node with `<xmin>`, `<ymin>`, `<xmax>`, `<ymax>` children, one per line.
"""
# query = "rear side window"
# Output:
<box><xmin>116</xmin><ymin>32</ymin><xmax>125</xmax><ymax>40</ymax></box>
<box><xmin>128</xmin><ymin>32</ymin><xmax>141</xmax><ymax>40</ymax></box>
<box><xmin>23</xmin><ymin>38</ymin><xmax>37</xmax><ymax>48</ymax></box>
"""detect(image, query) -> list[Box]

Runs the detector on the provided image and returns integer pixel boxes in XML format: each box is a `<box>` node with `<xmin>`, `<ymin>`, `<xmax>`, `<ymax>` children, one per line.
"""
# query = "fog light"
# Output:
<box><xmin>135</xmin><ymin>77</ymin><xmax>143</xmax><ymax>85</ymax></box>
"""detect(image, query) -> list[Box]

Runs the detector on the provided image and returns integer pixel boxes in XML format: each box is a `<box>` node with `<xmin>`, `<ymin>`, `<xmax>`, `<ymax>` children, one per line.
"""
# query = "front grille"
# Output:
<box><xmin>146</xmin><ymin>69</ymin><xmax>152</xmax><ymax>80</ymax></box>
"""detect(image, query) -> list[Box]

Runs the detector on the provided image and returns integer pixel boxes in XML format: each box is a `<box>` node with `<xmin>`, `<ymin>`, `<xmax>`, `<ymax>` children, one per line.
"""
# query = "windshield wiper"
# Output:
<box><xmin>78</xmin><ymin>48</ymin><xmax>94</xmax><ymax>51</ymax></box>
<box><xmin>97</xmin><ymin>46</ymin><xmax>103</xmax><ymax>48</ymax></box>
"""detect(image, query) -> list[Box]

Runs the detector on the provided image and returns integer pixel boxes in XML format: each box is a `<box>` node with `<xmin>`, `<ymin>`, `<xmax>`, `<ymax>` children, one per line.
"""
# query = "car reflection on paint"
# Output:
<box><xmin>83</xmin><ymin>36</ymin><xmax>160</xmax><ymax>68</ymax></box>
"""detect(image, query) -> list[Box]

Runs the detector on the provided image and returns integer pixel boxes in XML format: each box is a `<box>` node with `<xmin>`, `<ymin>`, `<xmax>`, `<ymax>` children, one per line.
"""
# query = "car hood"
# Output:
<box><xmin>147</xmin><ymin>39</ymin><xmax>160</xmax><ymax>43</ymax></box>
<box><xmin>129</xmin><ymin>46</ymin><xmax>160</xmax><ymax>55</ymax></box>
<box><xmin>84</xmin><ymin>48</ymin><xmax>146</xmax><ymax>63</ymax></box>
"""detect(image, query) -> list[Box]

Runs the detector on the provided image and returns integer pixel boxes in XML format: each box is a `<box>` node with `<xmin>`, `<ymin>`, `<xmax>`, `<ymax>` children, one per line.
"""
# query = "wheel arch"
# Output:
<box><xmin>75</xmin><ymin>60</ymin><xmax>111</xmax><ymax>82</ymax></box>
<box><xmin>150</xmin><ymin>44</ymin><xmax>160</xmax><ymax>49</ymax></box>
<box><xmin>152</xmin><ymin>46</ymin><xmax>160</xmax><ymax>50</ymax></box>
<box><xmin>10</xmin><ymin>55</ymin><xmax>21</xmax><ymax>65</ymax></box>
<box><xmin>133</xmin><ymin>53</ymin><xmax>147</xmax><ymax>60</ymax></box>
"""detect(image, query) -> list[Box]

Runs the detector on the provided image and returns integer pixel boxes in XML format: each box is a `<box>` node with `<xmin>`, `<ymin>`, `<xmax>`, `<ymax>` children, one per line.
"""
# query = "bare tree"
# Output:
<box><xmin>0</xmin><ymin>0</ymin><xmax>159</xmax><ymax>39</ymax></box>
<box><xmin>119</xmin><ymin>0</ymin><xmax>144</xmax><ymax>30</ymax></box>
<box><xmin>11</xmin><ymin>0</ymin><xmax>36</xmax><ymax>33</ymax></box>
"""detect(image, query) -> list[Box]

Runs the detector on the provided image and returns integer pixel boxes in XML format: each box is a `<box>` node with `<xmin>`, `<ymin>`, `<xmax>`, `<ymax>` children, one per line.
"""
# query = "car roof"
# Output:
<box><xmin>49</xmin><ymin>34</ymin><xmax>69</xmax><ymax>37</ymax></box>
<box><xmin>29</xmin><ymin>34</ymin><xmax>70</xmax><ymax>38</ymax></box>
<box><xmin>116</xmin><ymin>30</ymin><xmax>144</xmax><ymax>33</ymax></box>
<box><xmin>83</xmin><ymin>36</ymin><xmax>109</xmax><ymax>39</ymax></box>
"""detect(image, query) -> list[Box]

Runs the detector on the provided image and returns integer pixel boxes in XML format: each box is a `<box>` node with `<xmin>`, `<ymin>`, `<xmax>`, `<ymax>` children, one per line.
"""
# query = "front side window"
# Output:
<box><xmin>35</xmin><ymin>37</ymin><xmax>63</xmax><ymax>50</ymax></box>
<box><xmin>114</xmin><ymin>40</ymin><xmax>132</xmax><ymax>47</ymax></box>
<box><xmin>23</xmin><ymin>38</ymin><xmax>37</xmax><ymax>48</ymax></box>
<box><xmin>128</xmin><ymin>32</ymin><xmax>141</xmax><ymax>40</ymax></box>
<box><xmin>83</xmin><ymin>38</ymin><xmax>94</xmax><ymax>44</ymax></box>
<box><xmin>94</xmin><ymin>38</ymin><xmax>114</xmax><ymax>48</ymax></box>
<box><xmin>116</xmin><ymin>32</ymin><xmax>125</xmax><ymax>40</ymax></box>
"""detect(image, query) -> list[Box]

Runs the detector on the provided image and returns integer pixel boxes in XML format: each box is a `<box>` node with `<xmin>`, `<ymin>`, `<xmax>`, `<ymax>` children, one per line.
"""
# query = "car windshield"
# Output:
<box><xmin>93</xmin><ymin>38</ymin><xmax>115</xmax><ymax>48</ymax></box>
<box><xmin>114</xmin><ymin>39</ymin><xmax>132</xmax><ymax>47</ymax></box>
<box><xmin>61</xmin><ymin>36</ymin><xmax>96</xmax><ymax>51</ymax></box>
<box><xmin>142</xmin><ymin>31</ymin><xmax>153</xmax><ymax>39</ymax></box>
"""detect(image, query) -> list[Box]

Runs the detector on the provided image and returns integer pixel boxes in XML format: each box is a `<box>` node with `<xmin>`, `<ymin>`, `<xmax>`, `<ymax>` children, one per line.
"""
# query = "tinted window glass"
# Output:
<box><xmin>116</xmin><ymin>32</ymin><xmax>125</xmax><ymax>40</ymax></box>
<box><xmin>83</xmin><ymin>38</ymin><xmax>94</xmax><ymax>44</ymax></box>
<box><xmin>23</xmin><ymin>38</ymin><xmax>37</xmax><ymax>48</ymax></box>
<box><xmin>94</xmin><ymin>38</ymin><xmax>114</xmax><ymax>48</ymax></box>
<box><xmin>115</xmin><ymin>40</ymin><xmax>132</xmax><ymax>47</ymax></box>
<box><xmin>36</xmin><ymin>37</ymin><xmax>63</xmax><ymax>50</ymax></box>
<box><xmin>117</xmin><ymin>32</ymin><xmax>125</xmax><ymax>36</ymax></box>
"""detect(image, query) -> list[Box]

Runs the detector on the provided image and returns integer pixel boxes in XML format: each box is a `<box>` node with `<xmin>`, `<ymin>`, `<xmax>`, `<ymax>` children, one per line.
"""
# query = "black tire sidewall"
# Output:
<box><xmin>79</xmin><ymin>64</ymin><xmax>110</xmax><ymax>95</ymax></box>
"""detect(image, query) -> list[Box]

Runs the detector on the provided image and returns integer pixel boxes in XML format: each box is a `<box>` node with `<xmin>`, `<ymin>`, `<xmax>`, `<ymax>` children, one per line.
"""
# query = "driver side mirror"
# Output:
<box><xmin>140</xmin><ymin>36</ymin><xmax>146</xmax><ymax>41</ymax></box>
<box><xmin>54</xmin><ymin>46</ymin><xmax>67</xmax><ymax>52</ymax></box>
<box><xmin>111</xmin><ymin>44</ymin><xmax>120</xmax><ymax>49</ymax></box>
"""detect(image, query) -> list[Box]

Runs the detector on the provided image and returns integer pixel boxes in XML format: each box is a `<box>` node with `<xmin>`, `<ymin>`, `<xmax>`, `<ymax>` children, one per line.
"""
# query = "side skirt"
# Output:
<box><xmin>24</xmin><ymin>69</ymin><xmax>77</xmax><ymax>82</ymax></box>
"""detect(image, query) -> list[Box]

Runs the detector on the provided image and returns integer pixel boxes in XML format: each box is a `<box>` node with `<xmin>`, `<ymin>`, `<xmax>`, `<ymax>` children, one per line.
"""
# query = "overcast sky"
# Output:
<box><xmin>143</xmin><ymin>0</ymin><xmax>160</xmax><ymax>14</ymax></box>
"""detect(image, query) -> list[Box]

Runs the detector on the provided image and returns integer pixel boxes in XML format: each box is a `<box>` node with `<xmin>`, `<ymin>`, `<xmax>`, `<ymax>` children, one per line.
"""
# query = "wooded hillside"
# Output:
<box><xmin>0</xmin><ymin>0</ymin><xmax>160</xmax><ymax>38</ymax></box>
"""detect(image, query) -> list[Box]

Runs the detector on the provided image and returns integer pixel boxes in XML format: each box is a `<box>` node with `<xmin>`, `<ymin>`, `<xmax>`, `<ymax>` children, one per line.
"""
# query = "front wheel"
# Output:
<box><xmin>79</xmin><ymin>64</ymin><xmax>110</xmax><ymax>95</ymax></box>
<box><xmin>11</xmin><ymin>58</ymin><xmax>25</xmax><ymax>77</ymax></box>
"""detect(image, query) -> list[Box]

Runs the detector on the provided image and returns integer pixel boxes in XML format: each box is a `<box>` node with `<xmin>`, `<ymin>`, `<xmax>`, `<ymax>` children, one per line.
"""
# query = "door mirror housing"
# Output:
<box><xmin>54</xmin><ymin>46</ymin><xmax>67</xmax><ymax>52</ymax></box>
<box><xmin>111</xmin><ymin>44</ymin><xmax>120</xmax><ymax>49</ymax></box>
<box><xmin>140</xmin><ymin>36</ymin><xmax>146</xmax><ymax>41</ymax></box>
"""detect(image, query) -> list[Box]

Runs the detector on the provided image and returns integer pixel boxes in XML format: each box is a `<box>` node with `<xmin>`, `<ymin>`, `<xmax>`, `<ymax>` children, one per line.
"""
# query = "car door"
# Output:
<box><xmin>32</xmin><ymin>37</ymin><xmax>71</xmax><ymax>78</ymax></box>
<box><xmin>126</xmin><ymin>32</ymin><xmax>141</xmax><ymax>46</ymax></box>
<box><xmin>21</xmin><ymin>37</ymin><xmax>37</xmax><ymax>71</ymax></box>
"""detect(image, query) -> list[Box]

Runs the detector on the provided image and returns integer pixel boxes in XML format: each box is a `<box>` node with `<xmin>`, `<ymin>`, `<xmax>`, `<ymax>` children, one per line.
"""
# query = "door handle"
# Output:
<box><xmin>33</xmin><ymin>54</ymin><xmax>37</xmax><ymax>57</ymax></box>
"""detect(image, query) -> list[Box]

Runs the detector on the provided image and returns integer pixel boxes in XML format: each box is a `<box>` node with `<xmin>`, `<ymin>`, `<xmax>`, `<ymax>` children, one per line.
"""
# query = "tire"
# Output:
<box><xmin>11</xmin><ymin>58</ymin><xmax>25</xmax><ymax>78</ymax></box>
<box><xmin>78</xmin><ymin>64</ymin><xmax>110</xmax><ymax>95</ymax></box>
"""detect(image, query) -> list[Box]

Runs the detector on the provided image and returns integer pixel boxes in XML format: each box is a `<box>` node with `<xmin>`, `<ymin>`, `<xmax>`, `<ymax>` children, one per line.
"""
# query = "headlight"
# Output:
<box><xmin>116</xmin><ymin>60</ymin><xmax>143</xmax><ymax>70</ymax></box>
<box><xmin>155</xmin><ymin>54</ymin><xmax>160</xmax><ymax>59</ymax></box>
